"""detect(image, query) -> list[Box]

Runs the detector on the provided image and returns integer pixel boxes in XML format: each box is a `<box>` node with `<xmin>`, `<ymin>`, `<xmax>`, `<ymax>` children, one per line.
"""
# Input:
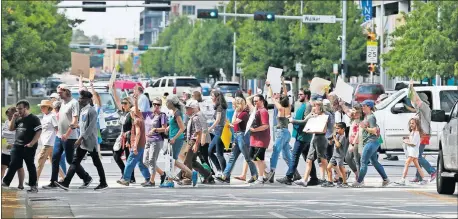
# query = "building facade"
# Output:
<box><xmin>170</xmin><ymin>1</ymin><xmax>227</xmax><ymax>20</ymax></box>
<box><xmin>139</xmin><ymin>10</ymin><xmax>170</xmax><ymax>45</ymax></box>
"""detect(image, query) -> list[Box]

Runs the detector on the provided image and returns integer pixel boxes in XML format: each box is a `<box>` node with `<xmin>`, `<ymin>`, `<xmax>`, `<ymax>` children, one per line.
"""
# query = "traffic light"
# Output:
<box><xmin>197</xmin><ymin>9</ymin><xmax>218</xmax><ymax>19</ymax></box>
<box><xmin>138</xmin><ymin>45</ymin><xmax>149</xmax><ymax>51</ymax></box>
<box><xmin>106</xmin><ymin>44</ymin><xmax>117</xmax><ymax>49</ymax></box>
<box><xmin>117</xmin><ymin>45</ymin><xmax>128</xmax><ymax>50</ymax></box>
<box><xmin>145</xmin><ymin>0</ymin><xmax>171</xmax><ymax>12</ymax></box>
<box><xmin>368</xmin><ymin>63</ymin><xmax>376</xmax><ymax>72</ymax></box>
<box><xmin>97</xmin><ymin>49</ymin><xmax>105</xmax><ymax>54</ymax></box>
<box><xmin>254</xmin><ymin>12</ymin><xmax>275</xmax><ymax>21</ymax></box>
<box><xmin>82</xmin><ymin>1</ymin><xmax>106</xmax><ymax>12</ymax></box>
<box><xmin>116</xmin><ymin>50</ymin><xmax>124</xmax><ymax>54</ymax></box>
<box><xmin>367</xmin><ymin>32</ymin><xmax>376</xmax><ymax>41</ymax></box>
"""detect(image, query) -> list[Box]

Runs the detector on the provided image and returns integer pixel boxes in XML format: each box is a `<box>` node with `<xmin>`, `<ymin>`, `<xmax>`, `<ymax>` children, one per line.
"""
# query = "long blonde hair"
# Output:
<box><xmin>408</xmin><ymin>117</ymin><xmax>423</xmax><ymax>135</ymax></box>
<box><xmin>235</xmin><ymin>97</ymin><xmax>247</xmax><ymax>112</ymax></box>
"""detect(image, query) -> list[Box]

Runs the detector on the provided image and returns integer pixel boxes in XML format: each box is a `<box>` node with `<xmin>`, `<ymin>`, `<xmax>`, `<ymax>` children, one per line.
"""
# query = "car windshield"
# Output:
<box><xmin>375</xmin><ymin>89</ymin><xmax>405</xmax><ymax>110</ymax></box>
<box><xmin>216</xmin><ymin>83</ymin><xmax>240</xmax><ymax>90</ymax></box>
<box><xmin>440</xmin><ymin>90</ymin><xmax>458</xmax><ymax>113</ymax></box>
<box><xmin>176</xmin><ymin>79</ymin><xmax>200</xmax><ymax>87</ymax></box>
<box><xmin>357</xmin><ymin>85</ymin><xmax>383</xmax><ymax>94</ymax></box>
<box><xmin>71</xmin><ymin>92</ymin><xmax>117</xmax><ymax>114</ymax></box>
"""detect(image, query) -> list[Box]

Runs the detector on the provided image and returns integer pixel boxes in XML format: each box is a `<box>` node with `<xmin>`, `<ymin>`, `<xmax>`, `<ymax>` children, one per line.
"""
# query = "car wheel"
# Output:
<box><xmin>436</xmin><ymin>150</ymin><xmax>456</xmax><ymax>195</ymax></box>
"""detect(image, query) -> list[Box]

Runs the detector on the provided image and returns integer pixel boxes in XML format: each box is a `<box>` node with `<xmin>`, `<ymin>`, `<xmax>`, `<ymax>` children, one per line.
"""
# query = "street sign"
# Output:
<box><xmin>295</xmin><ymin>63</ymin><xmax>302</xmax><ymax>72</ymax></box>
<box><xmin>302</xmin><ymin>15</ymin><xmax>336</xmax><ymax>24</ymax></box>
<box><xmin>366</xmin><ymin>41</ymin><xmax>378</xmax><ymax>63</ymax></box>
<box><xmin>236</xmin><ymin>63</ymin><xmax>243</xmax><ymax>74</ymax></box>
<box><xmin>333</xmin><ymin>63</ymin><xmax>338</xmax><ymax>74</ymax></box>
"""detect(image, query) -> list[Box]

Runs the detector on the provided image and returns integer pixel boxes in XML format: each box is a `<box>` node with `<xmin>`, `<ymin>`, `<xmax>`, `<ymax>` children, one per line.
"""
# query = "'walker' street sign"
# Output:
<box><xmin>302</xmin><ymin>15</ymin><xmax>336</xmax><ymax>24</ymax></box>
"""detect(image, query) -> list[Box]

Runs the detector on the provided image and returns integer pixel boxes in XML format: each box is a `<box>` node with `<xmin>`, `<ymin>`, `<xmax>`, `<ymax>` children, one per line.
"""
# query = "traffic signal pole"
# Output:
<box><xmin>56</xmin><ymin>4</ymin><xmax>170</xmax><ymax>9</ymax></box>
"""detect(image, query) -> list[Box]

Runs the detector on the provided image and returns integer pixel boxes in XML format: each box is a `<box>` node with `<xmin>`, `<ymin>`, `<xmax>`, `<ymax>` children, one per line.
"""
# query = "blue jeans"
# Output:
<box><xmin>286</xmin><ymin>140</ymin><xmax>317</xmax><ymax>180</ymax></box>
<box><xmin>416</xmin><ymin>144</ymin><xmax>436</xmax><ymax>180</ymax></box>
<box><xmin>208</xmin><ymin>126</ymin><xmax>226</xmax><ymax>172</ymax></box>
<box><xmin>123</xmin><ymin>148</ymin><xmax>151</xmax><ymax>181</ymax></box>
<box><xmin>51</xmin><ymin>138</ymin><xmax>88</xmax><ymax>182</ymax></box>
<box><xmin>52</xmin><ymin>137</ymin><xmax>67</xmax><ymax>175</ymax></box>
<box><xmin>223</xmin><ymin>132</ymin><xmax>257</xmax><ymax>178</ymax></box>
<box><xmin>358</xmin><ymin>141</ymin><xmax>388</xmax><ymax>183</ymax></box>
<box><xmin>270</xmin><ymin>128</ymin><xmax>292</xmax><ymax>170</ymax></box>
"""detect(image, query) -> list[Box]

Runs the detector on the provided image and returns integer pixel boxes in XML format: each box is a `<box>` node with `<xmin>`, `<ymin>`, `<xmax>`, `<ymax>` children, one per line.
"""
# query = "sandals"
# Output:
<box><xmin>233</xmin><ymin>176</ymin><xmax>246</xmax><ymax>181</ymax></box>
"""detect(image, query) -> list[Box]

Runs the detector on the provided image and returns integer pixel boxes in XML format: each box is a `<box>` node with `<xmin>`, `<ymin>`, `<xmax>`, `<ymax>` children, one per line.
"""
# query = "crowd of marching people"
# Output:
<box><xmin>1</xmin><ymin>79</ymin><xmax>437</xmax><ymax>193</ymax></box>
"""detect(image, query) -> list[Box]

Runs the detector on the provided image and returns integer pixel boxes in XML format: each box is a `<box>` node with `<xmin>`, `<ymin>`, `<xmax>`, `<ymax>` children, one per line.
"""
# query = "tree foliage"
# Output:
<box><xmin>382</xmin><ymin>1</ymin><xmax>458</xmax><ymax>79</ymax></box>
<box><xmin>1</xmin><ymin>1</ymin><xmax>75</xmax><ymax>81</ymax></box>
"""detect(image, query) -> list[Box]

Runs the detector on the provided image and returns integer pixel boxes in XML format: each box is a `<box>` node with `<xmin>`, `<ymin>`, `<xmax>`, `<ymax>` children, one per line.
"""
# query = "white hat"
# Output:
<box><xmin>323</xmin><ymin>99</ymin><xmax>331</xmax><ymax>106</ymax></box>
<box><xmin>183</xmin><ymin>89</ymin><xmax>192</xmax><ymax>95</ymax></box>
<box><xmin>185</xmin><ymin>100</ymin><xmax>199</xmax><ymax>109</ymax></box>
<box><xmin>50</xmin><ymin>93</ymin><xmax>59</xmax><ymax>99</ymax></box>
<box><xmin>57</xmin><ymin>84</ymin><xmax>69</xmax><ymax>91</ymax></box>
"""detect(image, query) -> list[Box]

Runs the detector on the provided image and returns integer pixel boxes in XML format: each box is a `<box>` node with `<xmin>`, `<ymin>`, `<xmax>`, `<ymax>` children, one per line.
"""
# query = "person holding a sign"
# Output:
<box><xmin>264</xmin><ymin>79</ymin><xmax>293</xmax><ymax>183</ymax></box>
<box><xmin>353</xmin><ymin>100</ymin><xmax>390</xmax><ymax>188</ymax></box>
<box><xmin>246</xmin><ymin>94</ymin><xmax>270</xmax><ymax>185</ymax></box>
<box><xmin>295</xmin><ymin>100</ymin><xmax>333</xmax><ymax>187</ymax></box>
<box><xmin>207</xmin><ymin>91</ymin><xmax>228</xmax><ymax>174</ymax></box>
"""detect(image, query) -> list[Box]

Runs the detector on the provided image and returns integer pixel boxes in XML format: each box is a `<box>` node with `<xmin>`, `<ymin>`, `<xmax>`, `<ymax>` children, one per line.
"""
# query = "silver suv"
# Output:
<box><xmin>432</xmin><ymin>100</ymin><xmax>458</xmax><ymax>195</ymax></box>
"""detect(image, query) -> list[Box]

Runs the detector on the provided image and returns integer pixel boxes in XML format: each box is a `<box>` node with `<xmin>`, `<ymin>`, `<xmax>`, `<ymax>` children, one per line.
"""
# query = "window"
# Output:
<box><xmin>440</xmin><ymin>90</ymin><xmax>458</xmax><ymax>113</ymax></box>
<box><xmin>384</xmin><ymin>2</ymin><xmax>399</xmax><ymax>16</ymax></box>
<box><xmin>71</xmin><ymin>92</ymin><xmax>116</xmax><ymax>114</ymax></box>
<box><xmin>140</xmin><ymin>18</ymin><xmax>143</xmax><ymax>26</ymax></box>
<box><xmin>167</xmin><ymin>79</ymin><xmax>174</xmax><ymax>87</ymax></box>
<box><xmin>357</xmin><ymin>85</ymin><xmax>384</xmax><ymax>95</ymax></box>
<box><xmin>152</xmin><ymin>79</ymin><xmax>160</xmax><ymax>88</ymax></box>
<box><xmin>160</xmin><ymin>79</ymin><xmax>166</xmax><ymax>87</ymax></box>
<box><xmin>176</xmin><ymin>78</ymin><xmax>200</xmax><ymax>87</ymax></box>
<box><xmin>451</xmin><ymin>102</ymin><xmax>458</xmax><ymax>118</ymax></box>
<box><xmin>372</xmin><ymin>6</ymin><xmax>377</xmax><ymax>18</ymax></box>
<box><xmin>182</xmin><ymin>5</ymin><xmax>195</xmax><ymax>15</ymax></box>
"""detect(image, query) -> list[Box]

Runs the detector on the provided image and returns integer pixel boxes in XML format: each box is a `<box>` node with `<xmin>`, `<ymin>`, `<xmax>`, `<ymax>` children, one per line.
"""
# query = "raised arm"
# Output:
<box><xmin>246</xmin><ymin>95</ymin><xmax>256</xmax><ymax>111</ymax></box>
<box><xmin>281</xmin><ymin>77</ymin><xmax>287</xmax><ymax>97</ymax></box>
<box><xmin>111</xmin><ymin>83</ymin><xmax>122</xmax><ymax>111</ymax></box>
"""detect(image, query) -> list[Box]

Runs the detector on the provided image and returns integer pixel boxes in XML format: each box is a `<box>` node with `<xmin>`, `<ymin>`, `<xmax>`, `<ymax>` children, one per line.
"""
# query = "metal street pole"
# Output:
<box><xmin>57</xmin><ymin>4</ymin><xmax>171</xmax><ymax>8</ymax></box>
<box><xmin>341</xmin><ymin>0</ymin><xmax>347</xmax><ymax>81</ymax></box>
<box><xmin>232</xmin><ymin>1</ymin><xmax>237</xmax><ymax>82</ymax></box>
<box><xmin>380</xmin><ymin>2</ymin><xmax>385</xmax><ymax>86</ymax></box>
<box><xmin>300</xmin><ymin>1</ymin><xmax>303</xmax><ymax>32</ymax></box>
<box><xmin>223</xmin><ymin>4</ymin><xmax>226</xmax><ymax>24</ymax></box>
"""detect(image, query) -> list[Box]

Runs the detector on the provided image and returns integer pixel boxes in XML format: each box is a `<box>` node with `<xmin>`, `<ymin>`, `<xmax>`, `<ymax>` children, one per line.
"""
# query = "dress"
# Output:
<box><xmin>404</xmin><ymin>131</ymin><xmax>420</xmax><ymax>158</ymax></box>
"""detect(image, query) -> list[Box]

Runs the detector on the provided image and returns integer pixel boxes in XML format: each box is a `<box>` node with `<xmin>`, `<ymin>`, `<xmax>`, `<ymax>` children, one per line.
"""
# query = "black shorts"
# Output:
<box><xmin>1</xmin><ymin>153</ymin><xmax>11</xmax><ymax>167</ymax></box>
<box><xmin>250</xmin><ymin>147</ymin><xmax>266</xmax><ymax>161</ymax></box>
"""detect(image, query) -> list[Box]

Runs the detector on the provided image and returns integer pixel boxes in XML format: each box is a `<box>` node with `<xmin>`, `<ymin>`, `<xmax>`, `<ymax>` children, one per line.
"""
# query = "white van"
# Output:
<box><xmin>264</xmin><ymin>80</ymin><xmax>295</xmax><ymax>111</ymax></box>
<box><xmin>374</xmin><ymin>86</ymin><xmax>458</xmax><ymax>152</ymax></box>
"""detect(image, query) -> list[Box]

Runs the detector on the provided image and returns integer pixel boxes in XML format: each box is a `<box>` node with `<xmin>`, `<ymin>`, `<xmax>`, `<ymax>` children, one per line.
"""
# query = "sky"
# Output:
<box><xmin>58</xmin><ymin>1</ymin><xmax>145</xmax><ymax>44</ymax></box>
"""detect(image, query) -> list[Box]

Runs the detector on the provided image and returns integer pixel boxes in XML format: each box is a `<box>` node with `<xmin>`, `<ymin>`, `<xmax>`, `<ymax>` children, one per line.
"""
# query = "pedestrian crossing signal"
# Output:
<box><xmin>254</xmin><ymin>12</ymin><xmax>275</xmax><ymax>21</ymax></box>
<box><xmin>197</xmin><ymin>9</ymin><xmax>218</xmax><ymax>19</ymax></box>
<box><xmin>117</xmin><ymin>45</ymin><xmax>128</xmax><ymax>50</ymax></box>
<box><xmin>367</xmin><ymin>32</ymin><xmax>376</xmax><ymax>41</ymax></box>
<box><xmin>138</xmin><ymin>45</ymin><xmax>149</xmax><ymax>51</ymax></box>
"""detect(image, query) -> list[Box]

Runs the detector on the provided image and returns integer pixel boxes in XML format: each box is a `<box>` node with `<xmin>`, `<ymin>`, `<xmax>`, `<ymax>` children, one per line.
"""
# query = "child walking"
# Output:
<box><xmin>323</xmin><ymin>122</ymin><xmax>349</xmax><ymax>188</ymax></box>
<box><xmin>397</xmin><ymin>118</ymin><xmax>428</xmax><ymax>185</ymax></box>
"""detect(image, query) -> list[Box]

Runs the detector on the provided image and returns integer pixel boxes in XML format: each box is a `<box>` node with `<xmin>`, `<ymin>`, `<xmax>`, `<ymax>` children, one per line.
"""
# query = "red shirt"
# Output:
<box><xmin>250</xmin><ymin>108</ymin><xmax>270</xmax><ymax>148</ymax></box>
<box><xmin>233</xmin><ymin>110</ymin><xmax>249</xmax><ymax>132</ymax></box>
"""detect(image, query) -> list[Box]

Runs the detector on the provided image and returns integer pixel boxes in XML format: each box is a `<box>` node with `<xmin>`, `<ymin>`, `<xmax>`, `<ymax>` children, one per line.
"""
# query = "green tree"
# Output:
<box><xmin>382</xmin><ymin>1</ymin><xmax>458</xmax><ymax>80</ymax></box>
<box><xmin>123</xmin><ymin>56</ymin><xmax>134</xmax><ymax>75</ymax></box>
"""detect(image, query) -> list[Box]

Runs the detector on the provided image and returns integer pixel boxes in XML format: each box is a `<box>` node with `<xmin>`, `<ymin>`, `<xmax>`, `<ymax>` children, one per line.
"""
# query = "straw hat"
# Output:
<box><xmin>38</xmin><ymin>100</ymin><xmax>53</xmax><ymax>108</ymax></box>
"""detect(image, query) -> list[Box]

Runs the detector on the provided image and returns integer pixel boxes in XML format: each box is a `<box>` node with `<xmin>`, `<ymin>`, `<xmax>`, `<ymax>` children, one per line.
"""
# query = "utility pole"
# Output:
<box><xmin>232</xmin><ymin>1</ymin><xmax>237</xmax><ymax>82</ymax></box>
<box><xmin>341</xmin><ymin>0</ymin><xmax>347</xmax><ymax>81</ymax></box>
<box><xmin>380</xmin><ymin>2</ymin><xmax>385</xmax><ymax>87</ymax></box>
<box><xmin>300</xmin><ymin>1</ymin><xmax>303</xmax><ymax>32</ymax></box>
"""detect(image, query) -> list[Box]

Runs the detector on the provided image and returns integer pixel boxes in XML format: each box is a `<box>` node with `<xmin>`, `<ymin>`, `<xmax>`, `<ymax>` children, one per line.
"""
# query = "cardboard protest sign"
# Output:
<box><xmin>303</xmin><ymin>114</ymin><xmax>329</xmax><ymax>134</ymax></box>
<box><xmin>309</xmin><ymin>77</ymin><xmax>331</xmax><ymax>96</ymax></box>
<box><xmin>266</xmin><ymin>66</ymin><xmax>283</xmax><ymax>94</ymax></box>
<box><xmin>334</xmin><ymin>76</ymin><xmax>354</xmax><ymax>103</ymax></box>
<box><xmin>71</xmin><ymin>52</ymin><xmax>90</xmax><ymax>79</ymax></box>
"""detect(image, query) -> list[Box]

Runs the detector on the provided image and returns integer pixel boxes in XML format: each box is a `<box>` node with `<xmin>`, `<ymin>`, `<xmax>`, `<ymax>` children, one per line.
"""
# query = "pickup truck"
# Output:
<box><xmin>431</xmin><ymin>100</ymin><xmax>458</xmax><ymax>195</ymax></box>
<box><xmin>374</xmin><ymin>86</ymin><xmax>458</xmax><ymax>152</ymax></box>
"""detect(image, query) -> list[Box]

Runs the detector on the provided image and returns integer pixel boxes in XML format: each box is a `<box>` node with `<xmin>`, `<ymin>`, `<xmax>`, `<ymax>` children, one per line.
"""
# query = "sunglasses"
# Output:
<box><xmin>153</xmin><ymin>103</ymin><xmax>161</xmax><ymax>107</ymax></box>
<box><xmin>121</xmin><ymin>102</ymin><xmax>128</xmax><ymax>105</ymax></box>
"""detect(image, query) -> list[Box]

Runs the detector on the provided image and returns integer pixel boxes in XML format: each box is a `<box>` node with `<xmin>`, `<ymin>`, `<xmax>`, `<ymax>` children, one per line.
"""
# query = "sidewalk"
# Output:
<box><xmin>1</xmin><ymin>189</ymin><xmax>27</xmax><ymax>218</ymax></box>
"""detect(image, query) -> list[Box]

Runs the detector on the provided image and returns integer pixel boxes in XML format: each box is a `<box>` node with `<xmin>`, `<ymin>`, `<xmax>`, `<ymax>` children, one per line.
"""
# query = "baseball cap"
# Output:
<box><xmin>50</xmin><ymin>93</ymin><xmax>59</xmax><ymax>99</ymax></box>
<box><xmin>183</xmin><ymin>89</ymin><xmax>192</xmax><ymax>95</ymax></box>
<box><xmin>361</xmin><ymin>99</ymin><xmax>375</xmax><ymax>108</ymax></box>
<box><xmin>57</xmin><ymin>84</ymin><xmax>69</xmax><ymax>91</ymax></box>
<box><xmin>185</xmin><ymin>100</ymin><xmax>199</xmax><ymax>109</ymax></box>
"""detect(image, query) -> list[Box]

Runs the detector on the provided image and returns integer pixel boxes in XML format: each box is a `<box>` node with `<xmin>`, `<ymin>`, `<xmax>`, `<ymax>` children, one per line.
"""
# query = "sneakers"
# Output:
<box><xmin>276</xmin><ymin>176</ymin><xmax>293</xmax><ymax>185</ymax></box>
<box><xmin>382</xmin><ymin>179</ymin><xmax>390</xmax><ymax>187</ymax></box>
<box><xmin>418</xmin><ymin>180</ymin><xmax>428</xmax><ymax>185</ymax></box>
<box><xmin>27</xmin><ymin>186</ymin><xmax>38</xmax><ymax>193</ymax></box>
<box><xmin>306</xmin><ymin>179</ymin><xmax>320</xmax><ymax>186</ymax></box>
<box><xmin>250</xmin><ymin>179</ymin><xmax>264</xmax><ymax>186</ymax></box>
<box><xmin>117</xmin><ymin>179</ymin><xmax>130</xmax><ymax>186</ymax></box>
<box><xmin>18</xmin><ymin>185</ymin><xmax>24</xmax><ymax>190</ymax></box>
<box><xmin>192</xmin><ymin>171</ymin><xmax>198</xmax><ymax>187</ymax></box>
<box><xmin>338</xmin><ymin>183</ymin><xmax>349</xmax><ymax>188</ymax></box>
<box><xmin>394</xmin><ymin>179</ymin><xmax>406</xmax><ymax>186</ymax></box>
<box><xmin>215</xmin><ymin>175</ymin><xmax>230</xmax><ymax>183</ymax></box>
<box><xmin>294</xmin><ymin>180</ymin><xmax>307</xmax><ymax>187</ymax></box>
<box><xmin>142</xmin><ymin>181</ymin><xmax>155</xmax><ymax>187</ymax></box>
<box><xmin>159</xmin><ymin>181</ymin><xmax>175</xmax><ymax>188</ymax></box>
<box><xmin>352</xmin><ymin>181</ymin><xmax>364</xmax><ymax>188</ymax></box>
<box><xmin>160</xmin><ymin>173</ymin><xmax>167</xmax><ymax>185</ymax></box>
<box><xmin>55</xmin><ymin>182</ymin><xmax>70</xmax><ymax>191</ymax></box>
<box><xmin>247</xmin><ymin>177</ymin><xmax>256</xmax><ymax>184</ymax></box>
<box><xmin>321</xmin><ymin>181</ymin><xmax>335</xmax><ymax>187</ymax></box>
<box><xmin>409</xmin><ymin>178</ymin><xmax>420</xmax><ymax>183</ymax></box>
<box><xmin>79</xmin><ymin>177</ymin><xmax>93</xmax><ymax>189</ymax></box>
<box><xmin>430</xmin><ymin>172</ymin><xmax>437</xmax><ymax>182</ymax></box>
<box><xmin>42</xmin><ymin>182</ymin><xmax>58</xmax><ymax>189</ymax></box>
<box><xmin>203</xmin><ymin>176</ymin><xmax>216</xmax><ymax>184</ymax></box>
<box><xmin>94</xmin><ymin>184</ymin><xmax>108</xmax><ymax>191</ymax></box>
<box><xmin>2</xmin><ymin>182</ymin><xmax>9</xmax><ymax>188</ymax></box>
<box><xmin>130</xmin><ymin>179</ymin><xmax>136</xmax><ymax>184</ymax></box>
<box><xmin>293</xmin><ymin>171</ymin><xmax>302</xmax><ymax>181</ymax></box>
<box><xmin>265</xmin><ymin>171</ymin><xmax>275</xmax><ymax>183</ymax></box>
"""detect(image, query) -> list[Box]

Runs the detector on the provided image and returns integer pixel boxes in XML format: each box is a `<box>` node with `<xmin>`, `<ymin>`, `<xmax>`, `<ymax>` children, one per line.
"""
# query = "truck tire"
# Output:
<box><xmin>436</xmin><ymin>150</ymin><xmax>456</xmax><ymax>195</ymax></box>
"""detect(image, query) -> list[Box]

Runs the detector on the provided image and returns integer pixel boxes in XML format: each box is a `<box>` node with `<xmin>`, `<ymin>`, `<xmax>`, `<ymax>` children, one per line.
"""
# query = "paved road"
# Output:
<box><xmin>3</xmin><ymin>151</ymin><xmax>457</xmax><ymax>218</ymax></box>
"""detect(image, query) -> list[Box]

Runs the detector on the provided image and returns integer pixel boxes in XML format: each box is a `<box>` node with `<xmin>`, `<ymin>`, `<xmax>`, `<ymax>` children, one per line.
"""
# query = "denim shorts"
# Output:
<box><xmin>171</xmin><ymin>138</ymin><xmax>184</xmax><ymax>160</ymax></box>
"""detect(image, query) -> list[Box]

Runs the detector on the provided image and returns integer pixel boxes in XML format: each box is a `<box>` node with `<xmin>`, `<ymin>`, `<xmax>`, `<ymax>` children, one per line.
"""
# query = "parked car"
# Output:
<box><xmin>31</xmin><ymin>82</ymin><xmax>46</xmax><ymax>97</ymax></box>
<box><xmin>213</xmin><ymin>81</ymin><xmax>242</xmax><ymax>97</ymax></box>
<box><xmin>431</xmin><ymin>100</ymin><xmax>458</xmax><ymax>195</ymax></box>
<box><xmin>145</xmin><ymin>76</ymin><xmax>201</xmax><ymax>99</ymax></box>
<box><xmin>374</xmin><ymin>86</ymin><xmax>458</xmax><ymax>152</ymax></box>
<box><xmin>263</xmin><ymin>80</ymin><xmax>295</xmax><ymax>112</ymax></box>
<box><xmin>353</xmin><ymin>83</ymin><xmax>385</xmax><ymax>103</ymax></box>
<box><xmin>70</xmin><ymin>89</ymin><xmax>120</xmax><ymax>153</ymax></box>
<box><xmin>44</xmin><ymin>79</ymin><xmax>62</xmax><ymax>96</ymax></box>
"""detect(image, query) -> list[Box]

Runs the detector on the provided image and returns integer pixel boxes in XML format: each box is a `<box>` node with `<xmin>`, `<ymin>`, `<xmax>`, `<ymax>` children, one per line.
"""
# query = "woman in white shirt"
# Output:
<box><xmin>1</xmin><ymin>106</ymin><xmax>25</xmax><ymax>190</ymax></box>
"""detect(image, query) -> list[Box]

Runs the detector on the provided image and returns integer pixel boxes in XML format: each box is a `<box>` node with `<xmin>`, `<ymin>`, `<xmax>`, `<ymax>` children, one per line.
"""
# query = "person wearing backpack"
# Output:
<box><xmin>142</xmin><ymin>97</ymin><xmax>168</xmax><ymax>187</ymax></box>
<box><xmin>352</xmin><ymin>100</ymin><xmax>390</xmax><ymax>188</ymax></box>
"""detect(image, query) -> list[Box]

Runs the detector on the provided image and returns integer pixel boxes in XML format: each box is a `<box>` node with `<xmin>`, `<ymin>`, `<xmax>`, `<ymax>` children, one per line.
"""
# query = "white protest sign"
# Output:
<box><xmin>245</xmin><ymin>108</ymin><xmax>257</xmax><ymax>135</ymax></box>
<box><xmin>309</xmin><ymin>77</ymin><xmax>331</xmax><ymax>96</ymax></box>
<box><xmin>266</xmin><ymin>66</ymin><xmax>283</xmax><ymax>94</ymax></box>
<box><xmin>303</xmin><ymin>114</ymin><xmax>329</xmax><ymax>134</ymax></box>
<box><xmin>334</xmin><ymin>77</ymin><xmax>354</xmax><ymax>103</ymax></box>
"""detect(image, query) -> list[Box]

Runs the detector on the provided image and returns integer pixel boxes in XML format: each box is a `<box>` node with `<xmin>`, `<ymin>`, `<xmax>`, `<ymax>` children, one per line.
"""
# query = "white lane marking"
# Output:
<box><xmin>268</xmin><ymin>212</ymin><xmax>287</xmax><ymax>218</ymax></box>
